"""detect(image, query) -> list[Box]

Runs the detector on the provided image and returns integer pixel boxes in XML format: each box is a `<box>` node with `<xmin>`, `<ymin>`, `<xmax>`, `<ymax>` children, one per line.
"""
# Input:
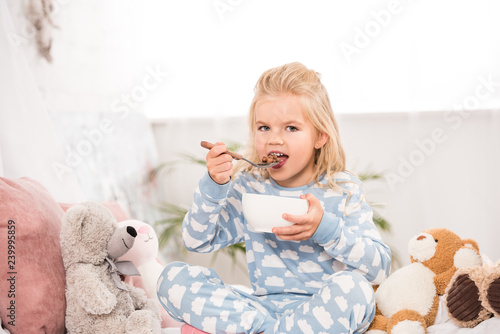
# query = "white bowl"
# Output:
<box><xmin>242</xmin><ymin>193</ymin><xmax>309</xmax><ymax>233</ymax></box>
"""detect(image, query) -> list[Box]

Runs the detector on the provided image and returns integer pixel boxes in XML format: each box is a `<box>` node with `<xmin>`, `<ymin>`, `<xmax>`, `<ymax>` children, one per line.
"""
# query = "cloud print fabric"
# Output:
<box><xmin>157</xmin><ymin>170</ymin><xmax>391</xmax><ymax>333</ymax></box>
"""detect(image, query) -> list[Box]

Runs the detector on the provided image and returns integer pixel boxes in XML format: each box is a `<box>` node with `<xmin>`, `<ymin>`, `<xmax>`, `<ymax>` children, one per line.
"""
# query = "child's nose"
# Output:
<box><xmin>268</xmin><ymin>130</ymin><xmax>284</xmax><ymax>145</ymax></box>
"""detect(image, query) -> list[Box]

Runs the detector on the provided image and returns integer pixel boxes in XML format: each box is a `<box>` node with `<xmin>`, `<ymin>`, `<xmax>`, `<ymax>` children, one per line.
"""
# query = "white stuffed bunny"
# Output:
<box><xmin>118</xmin><ymin>219</ymin><xmax>182</xmax><ymax>328</ymax></box>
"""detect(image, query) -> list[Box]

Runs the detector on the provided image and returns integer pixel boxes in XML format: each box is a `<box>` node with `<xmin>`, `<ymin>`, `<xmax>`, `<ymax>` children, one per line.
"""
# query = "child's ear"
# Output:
<box><xmin>315</xmin><ymin>132</ymin><xmax>328</xmax><ymax>149</ymax></box>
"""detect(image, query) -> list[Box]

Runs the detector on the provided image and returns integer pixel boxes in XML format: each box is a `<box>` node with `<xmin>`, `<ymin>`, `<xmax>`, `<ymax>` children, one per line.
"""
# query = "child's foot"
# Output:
<box><xmin>180</xmin><ymin>324</ymin><xmax>209</xmax><ymax>334</ymax></box>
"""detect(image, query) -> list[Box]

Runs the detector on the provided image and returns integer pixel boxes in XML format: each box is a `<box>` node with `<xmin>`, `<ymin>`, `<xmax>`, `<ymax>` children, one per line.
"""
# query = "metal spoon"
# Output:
<box><xmin>200</xmin><ymin>141</ymin><xmax>279</xmax><ymax>168</ymax></box>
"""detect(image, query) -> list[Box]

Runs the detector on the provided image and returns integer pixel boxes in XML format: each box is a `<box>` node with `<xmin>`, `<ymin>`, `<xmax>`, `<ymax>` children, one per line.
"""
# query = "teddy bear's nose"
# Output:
<box><xmin>127</xmin><ymin>226</ymin><xmax>137</xmax><ymax>238</ymax></box>
<box><xmin>417</xmin><ymin>235</ymin><xmax>426</xmax><ymax>241</ymax></box>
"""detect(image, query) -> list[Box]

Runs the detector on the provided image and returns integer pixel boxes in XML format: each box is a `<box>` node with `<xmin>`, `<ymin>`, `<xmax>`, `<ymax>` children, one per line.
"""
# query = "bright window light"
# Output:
<box><xmin>137</xmin><ymin>0</ymin><xmax>500</xmax><ymax>119</ymax></box>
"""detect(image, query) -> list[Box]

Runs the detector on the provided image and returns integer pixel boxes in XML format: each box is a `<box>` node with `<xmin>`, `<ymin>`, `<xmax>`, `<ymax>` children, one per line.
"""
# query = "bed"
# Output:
<box><xmin>429</xmin><ymin>296</ymin><xmax>500</xmax><ymax>334</ymax></box>
<box><xmin>1</xmin><ymin>307</ymin><xmax>499</xmax><ymax>334</ymax></box>
<box><xmin>1</xmin><ymin>176</ymin><xmax>499</xmax><ymax>333</ymax></box>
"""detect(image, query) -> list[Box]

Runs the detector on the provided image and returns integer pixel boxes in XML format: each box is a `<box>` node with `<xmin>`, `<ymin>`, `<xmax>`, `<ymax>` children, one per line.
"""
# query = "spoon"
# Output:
<box><xmin>200</xmin><ymin>141</ymin><xmax>280</xmax><ymax>168</ymax></box>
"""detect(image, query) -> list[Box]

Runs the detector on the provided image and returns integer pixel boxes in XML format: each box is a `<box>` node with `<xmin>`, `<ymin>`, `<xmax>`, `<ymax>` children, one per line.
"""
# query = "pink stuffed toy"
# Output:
<box><xmin>118</xmin><ymin>220</ymin><xmax>182</xmax><ymax>328</ymax></box>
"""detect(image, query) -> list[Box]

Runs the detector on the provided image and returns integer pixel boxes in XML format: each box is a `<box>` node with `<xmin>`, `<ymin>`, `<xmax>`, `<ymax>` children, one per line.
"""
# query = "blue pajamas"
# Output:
<box><xmin>158</xmin><ymin>171</ymin><xmax>391</xmax><ymax>333</ymax></box>
<box><xmin>158</xmin><ymin>262</ymin><xmax>375</xmax><ymax>333</ymax></box>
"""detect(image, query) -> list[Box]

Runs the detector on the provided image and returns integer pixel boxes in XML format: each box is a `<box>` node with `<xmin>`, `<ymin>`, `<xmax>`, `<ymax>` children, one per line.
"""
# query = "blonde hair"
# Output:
<box><xmin>238</xmin><ymin>62</ymin><xmax>346</xmax><ymax>188</ymax></box>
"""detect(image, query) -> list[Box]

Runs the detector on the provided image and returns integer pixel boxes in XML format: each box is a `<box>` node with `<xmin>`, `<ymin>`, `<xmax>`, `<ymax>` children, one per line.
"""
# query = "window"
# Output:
<box><xmin>138</xmin><ymin>0</ymin><xmax>500</xmax><ymax>119</ymax></box>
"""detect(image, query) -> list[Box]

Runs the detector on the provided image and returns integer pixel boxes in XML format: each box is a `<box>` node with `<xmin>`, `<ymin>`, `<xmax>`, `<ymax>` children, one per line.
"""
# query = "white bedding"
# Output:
<box><xmin>428</xmin><ymin>295</ymin><xmax>500</xmax><ymax>334</ymax></box>
<box><xmin>429</xmin><ymin>318</ymin><xmax>500</xmax><ymax>334</ymax></box>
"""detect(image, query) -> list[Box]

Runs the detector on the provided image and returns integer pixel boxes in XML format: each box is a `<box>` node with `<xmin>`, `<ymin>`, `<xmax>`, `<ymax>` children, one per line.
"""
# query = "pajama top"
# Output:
<box><xmin>182</xmin><ymin>170</ymin><xmax>391</xmax><ymax>296</ymax></box>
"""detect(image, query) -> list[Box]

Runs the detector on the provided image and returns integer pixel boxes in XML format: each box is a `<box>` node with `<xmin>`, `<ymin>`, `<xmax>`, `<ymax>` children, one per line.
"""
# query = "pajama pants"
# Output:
<box><xmin>157</xmin><ymin>262</ymin><xmax>375</xmax><ymax>334</ymax></box>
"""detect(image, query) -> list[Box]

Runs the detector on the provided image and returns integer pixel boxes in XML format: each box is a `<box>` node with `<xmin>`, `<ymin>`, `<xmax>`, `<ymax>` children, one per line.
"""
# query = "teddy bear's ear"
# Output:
<box><xmin>454</xmin><ymin>239</ymin><xmax>482</xmax><ymax>269</ymax></box>
<box><xmin>462</xmin><ymin>239</ymin><xmax>480</xmax><ymax>253</ymax></box>
<box><xmin>61</xmin><ymin>203</ymin><xmax>93</xmax><ymax>240</ymax></box>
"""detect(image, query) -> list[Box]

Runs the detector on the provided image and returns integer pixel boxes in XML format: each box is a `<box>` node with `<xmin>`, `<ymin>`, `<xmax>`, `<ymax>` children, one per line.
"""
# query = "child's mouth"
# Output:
<box><xmin>268</xmin><ymin>152</ymin><xmax>288</xmax><ymax>169</ymax></box>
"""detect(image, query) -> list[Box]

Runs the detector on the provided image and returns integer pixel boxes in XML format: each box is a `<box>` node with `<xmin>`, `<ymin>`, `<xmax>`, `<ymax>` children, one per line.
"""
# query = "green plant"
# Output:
<box><xmin>357</xmin><ymin>171</ymin><xmax>400</xmax><ymax>268</ymax></box>
<box><xmin>152</xmin><ymin>141</ymin><xmax>247</xmax><ymax>268</ymax></box>
<box><xmin>357</xmin><ymin>171</ymin><xmax>391</xmax><ymax>232</ymax></box>
<box><xmin>155</xmin><ymin>200</ymin><xmax>247</xmax><ymax>270</ymax></box>
<box><xmin>151</xmin><ymin>143</ymin><xmax>399</xmax><ymax>269</ymax></box>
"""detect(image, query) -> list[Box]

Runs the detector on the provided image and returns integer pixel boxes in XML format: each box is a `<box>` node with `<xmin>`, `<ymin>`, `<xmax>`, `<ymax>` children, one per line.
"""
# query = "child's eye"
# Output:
<box><xmin>286</xmin><ymin>126</ymin><xmax>298</xmax><ymax>132</ymax></box>
<box><xmin>258</xmin><ymin>125</ymin><xmax>270</xmax><ymax>131</ymax></box>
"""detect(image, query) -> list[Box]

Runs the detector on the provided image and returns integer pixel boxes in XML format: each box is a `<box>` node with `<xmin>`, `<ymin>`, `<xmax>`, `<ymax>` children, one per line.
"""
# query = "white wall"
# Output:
<box><xmin>6</xmin><ymin>0</ymin><xmax>500</xmax><ymax>118</ymax></box>
<box><xmin>337</xmin><ymin>110</ymin><xmax>500</xmax><ymax>266</ymax></box>
<box><xmin>152</xmin><ymin>110</ymin><xmax>500</xmax><ymax>282</ymax></box>
<box><xmin>6</xmin><ymin>0</ymin><xmax>160</xmax><ymax>114</ymax></box>
<box><xmin>5</xmin><ymin>0</ymin><xmax>500</xmax><ymax>284</ymax></box>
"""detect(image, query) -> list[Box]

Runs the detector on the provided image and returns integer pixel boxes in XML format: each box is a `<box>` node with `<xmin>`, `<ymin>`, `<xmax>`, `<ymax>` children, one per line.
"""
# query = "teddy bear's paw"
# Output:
<box><xmin>143</xmin><ymin>299</ymin><xmax>161</xmax><ymax>318</ymax></box>
<box><xmin>129</xmin><ymin>285</ymin><xmax>149</xmax><ymax>307</ymax></box>
<box><xmin>485</xmin><ymin>271</ymin><xmax>500</xmax><ymax>317</ymax></box>
<box><xmin>390</xmin><ymin>320</ymin><xmax>426</xmax><ymax>334</ymax></box>
<box><xmin>126</xmin><ymin>310</ymin><xmax>162</xmax><ymax>334</ymax></box>
<box><xmin>387</xmin><ymin>310</ymin><xmax>426</xmax><ymax>334</ymax></box>
<box><xmin>367</xmin><ymin>314</ymin><xmax>388</xmax><ymax>334</ymax></box>
<box><xmin>446</xmin><ymin>273</ymin><xmax>485</xmax><ymax>327</ymax></box>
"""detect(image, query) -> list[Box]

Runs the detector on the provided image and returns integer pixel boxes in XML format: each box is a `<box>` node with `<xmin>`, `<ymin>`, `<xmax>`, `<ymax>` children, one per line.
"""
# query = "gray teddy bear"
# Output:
<box><xmin>60</xmin><ymin>202</ymin><xmax>162</xmax><ymax>334</ymax></box>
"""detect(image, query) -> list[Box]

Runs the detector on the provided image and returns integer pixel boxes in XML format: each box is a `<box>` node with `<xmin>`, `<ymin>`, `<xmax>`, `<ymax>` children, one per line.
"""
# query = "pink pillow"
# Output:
<box><xmin>0</xmin><ymin>177</ymin><xmax>66</xmax><ymax>333</ymax></box>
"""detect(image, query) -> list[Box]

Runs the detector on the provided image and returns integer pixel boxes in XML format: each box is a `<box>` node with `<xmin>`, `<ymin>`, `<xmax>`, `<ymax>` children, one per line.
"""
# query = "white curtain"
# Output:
<box><xmin>0</xmin><ymin>0</ymin><xmax>84</xmax><ymax>202</ymax></box>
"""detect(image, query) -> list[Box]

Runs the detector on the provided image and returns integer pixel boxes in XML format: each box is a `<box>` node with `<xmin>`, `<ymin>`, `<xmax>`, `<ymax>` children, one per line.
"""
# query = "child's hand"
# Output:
<box><xmin>273</xmin><ymin>193</ymin><xmax>323</xmax><ymax>241</ymax></box>
<box><xmin>206</xmin><ymin>142</ymin><xmax>234</xmax><ymax>185</ymax></box>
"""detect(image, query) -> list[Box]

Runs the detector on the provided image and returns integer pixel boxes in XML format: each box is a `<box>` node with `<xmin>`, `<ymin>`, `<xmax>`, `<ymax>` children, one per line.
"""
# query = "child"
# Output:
<box><xmin>157</xmin><ymin>62</ymin><xmax>392</xmax><ymax>333</ymax></box>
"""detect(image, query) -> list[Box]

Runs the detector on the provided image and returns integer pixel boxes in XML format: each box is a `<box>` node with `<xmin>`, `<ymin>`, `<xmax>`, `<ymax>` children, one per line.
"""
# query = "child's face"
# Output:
<box><xmin>253</xmin><ymin>94</ymin><xmax>324</xmax><ymax>188</ymax></box>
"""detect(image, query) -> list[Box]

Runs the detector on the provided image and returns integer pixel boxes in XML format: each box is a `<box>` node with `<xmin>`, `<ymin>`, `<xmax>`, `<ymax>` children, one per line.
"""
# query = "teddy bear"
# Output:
<box><xmin>366</xmin><ymin>228</ymin><xmax>482</xmax><ymax>334</ymax></box>
<box><xmin>60</xmin><ymin>202</ymin><xmax>162</xmax><ymax>334</ymax></box>
<box><xmin>117</xmin><ymin>219</ymin><xmax>182</xmax><ymax>328</ymax></box>
<box><xmin>445</xmin><ymin>258</ymin><xmax>500</xmax><ymax>327</ymax></box>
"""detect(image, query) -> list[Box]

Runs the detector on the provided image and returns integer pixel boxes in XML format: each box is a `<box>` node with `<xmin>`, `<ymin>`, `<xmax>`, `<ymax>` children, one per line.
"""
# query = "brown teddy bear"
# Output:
<box><xmin>60</xmin><ymin>202</ymin><xmax>162</xmax><ymax>334</ymax></box>
<box><xmin>445</xmin><ymin>260</ymin><xmax>500</xmax><ymax>327</ymax></box>
<box><xmin>366</xmin><ymin>228</ymin><xmax>482</xmax><ymax>334</ymax></box>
